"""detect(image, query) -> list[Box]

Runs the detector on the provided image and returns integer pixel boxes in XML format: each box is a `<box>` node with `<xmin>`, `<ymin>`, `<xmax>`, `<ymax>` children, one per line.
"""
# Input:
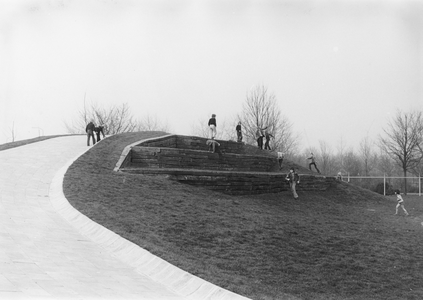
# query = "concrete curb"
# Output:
<box><xmin>113</xmin><ymin>134</ymin><xmax>175</xmax><ymax>172</ymax></box>
<box><xmin>50</xmin><ymin>139</ymin><xmax>251</xmax><ymax>300</ymax></box>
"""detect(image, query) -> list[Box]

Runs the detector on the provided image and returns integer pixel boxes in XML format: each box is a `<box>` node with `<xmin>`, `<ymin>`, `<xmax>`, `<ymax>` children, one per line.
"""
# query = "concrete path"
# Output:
<box><xmin>0</xmin><ymin>136</ymin><xmax>250</xmax><ymax>300</ymax></box>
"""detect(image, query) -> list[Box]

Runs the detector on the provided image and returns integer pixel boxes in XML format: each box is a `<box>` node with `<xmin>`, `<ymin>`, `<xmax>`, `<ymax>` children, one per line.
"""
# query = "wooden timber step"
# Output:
<box><xmin>128</xmin><ymin>146</ymin><xmax>279</xmax><ymax>172</ymax></box>
<box><xmin>120</xmin><ymin>167</ymin><xmax>335</xmax><ymax>195</ymax></box>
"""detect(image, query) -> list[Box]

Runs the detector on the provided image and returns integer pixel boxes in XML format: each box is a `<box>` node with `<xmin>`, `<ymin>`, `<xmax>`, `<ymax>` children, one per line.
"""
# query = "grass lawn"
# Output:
<box><xmin>62</xmin><ymin>132</ymin><xmax>423</xmax><ymax>300</ymax></box>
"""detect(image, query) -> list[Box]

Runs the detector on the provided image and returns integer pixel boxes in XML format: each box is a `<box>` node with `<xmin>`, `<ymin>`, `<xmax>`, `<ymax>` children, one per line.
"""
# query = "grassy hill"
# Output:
<box><xmin>62</xmin><ymin>132</ymin><xmax>423</xmax><ymax>300</ymax></box>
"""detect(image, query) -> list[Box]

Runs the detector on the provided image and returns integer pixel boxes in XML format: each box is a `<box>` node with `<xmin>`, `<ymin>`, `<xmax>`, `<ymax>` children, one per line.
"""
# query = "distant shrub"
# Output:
<box><xmin>373</xmin><ymin>182</ymin><xmax>394</xmax><ymax>195</ymax></box>
<box><xmin>407</xmin><ymin>185</ymin><xmax>420</xmax><ymax>193</ymax></box>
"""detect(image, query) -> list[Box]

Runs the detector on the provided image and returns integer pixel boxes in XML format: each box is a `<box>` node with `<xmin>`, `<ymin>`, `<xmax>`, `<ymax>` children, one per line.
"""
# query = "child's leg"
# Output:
<box><xmin>395</xmin><ymin>203</ymin><xmax>400</xmax><ymax>214</ymax></box>
<box><xmin>401</xmin><ymin>204</ymin><xmax>409</xmax><ymax>215</ymax></box>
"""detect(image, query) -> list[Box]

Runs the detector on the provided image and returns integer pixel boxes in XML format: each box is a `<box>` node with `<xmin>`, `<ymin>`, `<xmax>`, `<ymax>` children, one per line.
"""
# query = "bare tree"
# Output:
<box><xmin>379</xmin><ymin>110</ymin><xmax>423</xmax><ymax>194</ymax></box>
<box><xmin>411</xmin><ymin>115</ymin><xmax>423</xmax><ymax>178</ymax></box>
<box><xmin>411</xmin><ymin>161</ymin><xmax>423</xmax><ymax>178</ymax></box>
<box><xmin>137</xmin><ymin>114</ymin><xmax>169</xmax><ymax>132</ymax></box>
<box><xmin>9</xmin><ymin>121</ymin><xmax>16</xmax><ymax>142</ymax></box>
<box><xmin>103</xmin><ymin>103</ymin><xmax>139</xmax><ymax>134</ymax></box>
<box><xmin>343</xmin><ymin>149</ymin><xmax>362</xmax><ymax>176</ymax></box>
<box><xmin>376</xmin><ymin>150</ymin><xmax>397</xmax><ymax>177</ymax></box>
<box><xmin>65</xmin><ymin>100</ymin><xmax>168</xmax><ymax>135</ymax></box>
<box><xmin>2</xmin><ymin>121</ymin><xmax>18</xmax><ymax>143</ymax></box>
<box><xmin>334</xmin><ymin>136</ymin><xmax>348</xmax><ymax>174</ymax></box>
<box><xmin>190</xmin><ymin>118</ymin><xmax>210</xmax><ymax>139</ymax></box>
<box><xmin>319</xmin><ymin>140</ymin><xmax>336</xmax><ymax>175</ymax></box>
<box><xmin>359</xmin><ymin>136</ymin><xmax>376</xmax><ymax>176</ymax></box>
<box><xmin>239</xmin><ymin>85</ymin><xmax>298</xmax><ymax>153</ymax></box>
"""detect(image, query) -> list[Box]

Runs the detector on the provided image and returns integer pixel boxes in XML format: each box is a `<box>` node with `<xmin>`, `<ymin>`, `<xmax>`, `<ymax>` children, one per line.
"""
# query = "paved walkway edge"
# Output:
<box><xmin>113</xmin><ymin>134</ymin><xmax>175</xmax><ymax>172</ymax></box>
<box><xmin>49</xmin><ymin>146</ymin><xmax>251</xmax><ymax>300</ymax></box>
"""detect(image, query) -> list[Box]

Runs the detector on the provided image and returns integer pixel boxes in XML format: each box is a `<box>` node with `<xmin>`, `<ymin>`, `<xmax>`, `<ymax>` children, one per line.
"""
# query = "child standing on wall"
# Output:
<box><xmin>264</xmin><ymin>130</ymin><xmax>274</xmax><ymax>150</ymax></box>
<box><xmin>208</xmin><ymin>114</ymin><xmax>217</xmax><ymax>139</ymax></box>
<box><xmin>307</xmin><ymin>152</ymin><xmax>321</xmax><ymax>174</ymax></box>
<box><xmin>394</xmin><ymin>189</ymin><xmax>409</xmax><ymax>216</ymax></box>
<box><xmin>236</xmin><ymin>121</ymin><xmax>242</xmax><ymax>142</ymax></box>
<box><xmin>277</xmin><ymin>152</ymin><xmax>284</xmax><ymax>170</ymax></box>
<box><xmin>256</xmin><ymin>126</ymin><xmax>268</xmax><ymax>149</ymax></box>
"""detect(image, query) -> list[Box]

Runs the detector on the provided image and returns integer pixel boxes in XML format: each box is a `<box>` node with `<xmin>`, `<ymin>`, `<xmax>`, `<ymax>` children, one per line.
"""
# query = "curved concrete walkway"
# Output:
<box><xmin>0</xmin><ymin>136</ymin><xmax>250</xmax><ymax>300</ymax></box>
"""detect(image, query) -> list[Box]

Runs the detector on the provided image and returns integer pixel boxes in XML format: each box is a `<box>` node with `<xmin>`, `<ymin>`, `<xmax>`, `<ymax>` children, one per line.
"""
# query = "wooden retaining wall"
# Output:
<box><xmin>128</xmin><ymin>146</ymin><xmax>279</xmax><ymax>172</ymax></box>
<box><xmin>122</xmin><ymin>168</ymin><xmax>336</xmax><ymax>195</ymax></box>
<box><xmin>138</xmin><ymin>135</ymin><xmax>254</xmax><ymax>155</ymax></box>
<box><xmin>117</xmin><ymin>134</ymin><xmax>331</xmax><ymax>195</ymax></box>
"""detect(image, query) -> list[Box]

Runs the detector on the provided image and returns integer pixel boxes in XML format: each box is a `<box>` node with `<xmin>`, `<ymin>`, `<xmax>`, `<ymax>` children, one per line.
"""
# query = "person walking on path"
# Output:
<box><xmin>86</xmin><ymin>120</ymin><xmax>96</xmax><ymax>146</ymax></box>
<box><xmin>94</xmin><ymin>124</ymin><xmax>106</xmax><ymax>142</ymax></box>
<box><xmin>277</xmin><ymin>152</ymin><xmax>284</xmax><ymax>170</ymax></box>
<box><xmin>208</xmin><ymin>114</ymin><xmax>217</xmax><ymax>139</ymax></box>
<box><xmin>394</xmin><ymin>189</ymin><xmax>409</xmax><ymax>216</ymax></box>
<box><xmin>286</xmin><ymin>167</ymin><xmax>300</xmax><ymax>199</ymax></box>
<box><xmin>236</xmin><ymin>121</ymin><xmax>242</xmax><ymax>142</ymax></box>
<box><xmin>307</xmin><ymin>152</ymin><xmax>321</xmax><ymax>174</ymax></box>
<box><xmin>264</xmin><ymin>131</ymin><xmax>274</xmax><ymax>150</ymax></box>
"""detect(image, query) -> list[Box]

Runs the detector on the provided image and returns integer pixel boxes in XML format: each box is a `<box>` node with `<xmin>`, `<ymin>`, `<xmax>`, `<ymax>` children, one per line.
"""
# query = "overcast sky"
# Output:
<box><xmin>1</xmin><ymin>0</ymin><xmax>422</xmax><ymax>151</ymax></box>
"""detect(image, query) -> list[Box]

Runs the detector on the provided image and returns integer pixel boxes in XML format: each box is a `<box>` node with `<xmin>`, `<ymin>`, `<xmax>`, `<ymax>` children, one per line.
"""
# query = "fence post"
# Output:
<box><xmin>384</xmin><ymin>173</ymin><xmax>386</xmax><ymax>196</ymax></box>
<box><xmin>419</xmin><ymin>173</ymin><xmax>421</xmax><ymax>196</ymax></box>
<box><xmin>348</xmin><ymin>172</ymin><xmax>350</xmax><ymax>183</ymax></box>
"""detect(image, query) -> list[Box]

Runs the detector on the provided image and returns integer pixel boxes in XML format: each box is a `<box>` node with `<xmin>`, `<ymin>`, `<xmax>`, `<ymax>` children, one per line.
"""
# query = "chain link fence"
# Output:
<box><xmin>339</xmin><ymin>175</ymin><xmax>422</xmax><ymax>196</ymax></box>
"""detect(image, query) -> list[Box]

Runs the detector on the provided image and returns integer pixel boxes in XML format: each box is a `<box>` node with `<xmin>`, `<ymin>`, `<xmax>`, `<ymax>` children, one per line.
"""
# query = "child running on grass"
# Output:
<box><xmin>394</xmin><ymin>189</ymin><xmax>409</xmax><ymax>216</ymax></box>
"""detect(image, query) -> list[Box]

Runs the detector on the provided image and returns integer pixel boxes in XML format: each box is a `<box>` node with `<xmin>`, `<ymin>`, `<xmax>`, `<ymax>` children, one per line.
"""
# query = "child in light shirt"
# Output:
<box><xmin>394</xmin><ymin>189</ymin><xmax>409</xmax><ymax>216</ymax></box>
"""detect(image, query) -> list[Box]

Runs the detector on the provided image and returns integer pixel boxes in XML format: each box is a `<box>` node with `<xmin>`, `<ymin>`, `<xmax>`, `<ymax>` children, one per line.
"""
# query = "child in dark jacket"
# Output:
<box><xmin>208</xmin><ymin>114</ymin><xmax>217</xmax><ymax>139</ymax></box>
<box><xmin>94</xmin><ymin>125</ymin><xmax>105</xmax><ymax>142</ymax></box>
<box><xmin>86</xmin><ymin>121</ymin><xmax>96</xmax><ymax>146</ymax></box>
<box><xmin>236</xmin><ymin>122</ymin><xmax>242</xmax><ymax>142</ymax></box>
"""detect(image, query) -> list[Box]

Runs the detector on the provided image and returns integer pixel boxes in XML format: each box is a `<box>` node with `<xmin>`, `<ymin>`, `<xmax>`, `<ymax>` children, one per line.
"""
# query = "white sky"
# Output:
<box><xmin>1</xmin><ymin>0</ymin><xmax>422</xmax><ymax>151</ymax></box>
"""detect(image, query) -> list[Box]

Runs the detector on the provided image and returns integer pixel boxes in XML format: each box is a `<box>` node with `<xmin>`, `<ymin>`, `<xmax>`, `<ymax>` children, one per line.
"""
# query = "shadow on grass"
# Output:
<box><xmin>63</xmin><ymin>132</ymin><xmax>423</xmax><ymax>300</ymax></box>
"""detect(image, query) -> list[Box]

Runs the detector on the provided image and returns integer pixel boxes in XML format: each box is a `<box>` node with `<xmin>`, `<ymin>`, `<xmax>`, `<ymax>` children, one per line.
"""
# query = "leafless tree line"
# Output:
<box><xmin>287</xmin><ymin>110</ymin><xmax>423</xmax><ymax>194</ymax></box>
<box><xmin>65</xmin><ymin>101</ymin><xmax>168</xmax><ymax>135</ymax></box>
<box><xmin>379</xmin><ymin>110</ymin><xmax>423</xmax><ymax>193</ymax></box>
<box><xmin>191</xmin><ymin>87</ymin><xmax>423</xmax><ymax>190</ymax></box>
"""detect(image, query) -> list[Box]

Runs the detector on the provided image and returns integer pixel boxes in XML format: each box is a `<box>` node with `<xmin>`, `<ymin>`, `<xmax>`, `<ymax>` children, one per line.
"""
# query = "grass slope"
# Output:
<box><xmin>63</xmin><ymin>132</ymin><xmax>423</xmax><ymax>300</ymax></box>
